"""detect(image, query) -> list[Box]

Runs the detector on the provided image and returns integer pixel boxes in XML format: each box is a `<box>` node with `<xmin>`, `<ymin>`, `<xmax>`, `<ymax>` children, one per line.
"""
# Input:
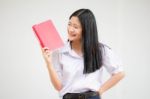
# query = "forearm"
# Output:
<box><xmin>46</xmin><ymin>62</ymin><xmax>62</xmax><ymax>91</ymax></box>
<box><xmin>41</xmin><ymin>47</ymin><xmax>62</xmax><ymax>91</ymax></box>
<box><xmin>99</xmin><ymin>71</ymin><xmax>125</xmax><ymax>95</ymax></box>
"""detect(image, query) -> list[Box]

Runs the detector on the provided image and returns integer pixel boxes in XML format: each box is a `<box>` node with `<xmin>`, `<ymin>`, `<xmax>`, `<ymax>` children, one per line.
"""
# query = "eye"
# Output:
<box><xmin>74</xmin><ymin>26</ymin><xmax>78</xmax><ymax>29</ymax></box>
<box><xmin>68</xmin><ymin>22</ymin><xmax>71</xmax><ymax>26</ymax></box>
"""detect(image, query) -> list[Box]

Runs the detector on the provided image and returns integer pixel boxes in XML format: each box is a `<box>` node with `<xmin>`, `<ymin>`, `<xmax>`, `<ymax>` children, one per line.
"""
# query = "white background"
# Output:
<box><xmin>0</xmin><ymin>0</ymin><xmax>150</xmax><ymax>99</ymax></box>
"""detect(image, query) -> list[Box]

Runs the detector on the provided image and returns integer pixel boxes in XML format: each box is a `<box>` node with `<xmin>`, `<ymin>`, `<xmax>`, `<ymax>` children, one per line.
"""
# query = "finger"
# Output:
<box><xmin>41</xmin><ymin>47</ymin><xmax>49</xmax><ymax>54</ymax></box>
<box><xmin>45</xmin><ymin>49</ymin><xmax>50</xmax><ymax>52</ymax></box>
<box><xmin>40</xmin><ymin>47</ymin><xmax>45</xmax><ymax>52</ymax></box>
<box><xmin>43</xmin><ymin>47</ymin><xmax>50</xmax><ymax>51</ymax></box>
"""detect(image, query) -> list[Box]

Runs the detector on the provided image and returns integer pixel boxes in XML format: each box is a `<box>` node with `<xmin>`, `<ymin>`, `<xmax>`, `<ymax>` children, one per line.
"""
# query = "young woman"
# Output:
<box><xmin>41</xmin><ymin>9</ymin><xmax>125</xmax><ymax>99</ymax></box>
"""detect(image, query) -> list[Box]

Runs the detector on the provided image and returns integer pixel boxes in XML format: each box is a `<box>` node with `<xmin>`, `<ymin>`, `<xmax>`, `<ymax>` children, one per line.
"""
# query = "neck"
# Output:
<box><xmin>71</xmin><ymin>40</ymin><xmax>83</xmax><ymax>56</ymax></box>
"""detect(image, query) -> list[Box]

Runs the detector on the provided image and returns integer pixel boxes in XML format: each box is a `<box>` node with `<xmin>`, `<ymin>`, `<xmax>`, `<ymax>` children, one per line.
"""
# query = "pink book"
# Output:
<box><xmin>32</xmin><ymin>20</ymin><xmax>64</xmax><ymax>51</ymax></box>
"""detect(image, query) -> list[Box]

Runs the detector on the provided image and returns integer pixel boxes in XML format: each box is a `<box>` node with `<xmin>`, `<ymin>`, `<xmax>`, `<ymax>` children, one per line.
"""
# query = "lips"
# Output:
<box><xmin>72</xmin><ymin>34</ymin><xmax>76</xmax><ymax>36</ymax></box>
<box><xmin>69</xmin><ymin>33</ymin><xmax>76</xmax><ymax>37</ymax></box>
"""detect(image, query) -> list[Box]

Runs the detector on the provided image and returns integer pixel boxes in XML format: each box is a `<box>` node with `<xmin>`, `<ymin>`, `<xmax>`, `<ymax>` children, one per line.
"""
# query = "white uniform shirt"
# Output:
<box><xmin>51</xmin><ymin>42</ymin><xmax>123</xmax><ymax>99</ymax></box>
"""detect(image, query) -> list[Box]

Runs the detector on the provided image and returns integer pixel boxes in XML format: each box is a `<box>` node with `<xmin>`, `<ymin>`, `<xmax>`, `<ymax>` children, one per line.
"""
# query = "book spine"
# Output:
<box><xmin>32</xmin><ymin>25</ymin><xmax>44</xmax><ymax>48</ymax></box>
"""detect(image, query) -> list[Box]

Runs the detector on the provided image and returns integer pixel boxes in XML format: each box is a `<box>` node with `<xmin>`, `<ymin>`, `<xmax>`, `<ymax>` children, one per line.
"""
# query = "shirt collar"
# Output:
<box><xmin>60</xmin><ymin>41</ymin><xmax>83</xmax><ymax>59</ymax></box>
<box><xmin>59</xmin><ymin>41</ymin><xmax>71</xmax><ymax>54</ymax></box>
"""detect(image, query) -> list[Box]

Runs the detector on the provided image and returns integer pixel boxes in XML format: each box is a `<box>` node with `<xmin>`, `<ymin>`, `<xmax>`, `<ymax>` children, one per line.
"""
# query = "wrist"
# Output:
<box><xmin>44</xmin><ymin>56</ymin><xmax>52</xmax><ymax>65</ymax></box>
<box><xmin>99</xmin><ymin>88</ymin><xmax>104</xmax><ymax>95</ymax></box>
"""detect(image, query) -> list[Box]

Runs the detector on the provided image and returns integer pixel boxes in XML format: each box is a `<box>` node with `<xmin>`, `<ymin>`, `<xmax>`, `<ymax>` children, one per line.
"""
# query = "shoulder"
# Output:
<box><xmin>98</xmin><ymin>42</ymin><xmax>112</xmax><ymax>53</ymax></box>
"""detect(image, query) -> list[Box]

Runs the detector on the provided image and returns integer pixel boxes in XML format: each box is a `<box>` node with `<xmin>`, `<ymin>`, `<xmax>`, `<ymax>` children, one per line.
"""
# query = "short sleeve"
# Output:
<box><xmin>102</xmin><ymin>46</ymin><xmax>123</xmax><ymax>74</ymax></box>
<box><xmin>51</xmin><ymin>50</ymin><xmax>63</xmax><ymax>81</ymax></box>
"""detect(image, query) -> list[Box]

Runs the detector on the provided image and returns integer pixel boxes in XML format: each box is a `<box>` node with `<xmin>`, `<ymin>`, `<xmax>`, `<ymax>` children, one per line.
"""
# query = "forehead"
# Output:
<box><xmin>69</xmin><ymin>16</ymin><xmax>81</xmax><ymax>26</ymax></box>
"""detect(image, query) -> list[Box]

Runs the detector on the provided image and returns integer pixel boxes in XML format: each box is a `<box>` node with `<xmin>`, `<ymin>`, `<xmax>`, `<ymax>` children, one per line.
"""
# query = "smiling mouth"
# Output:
<box><xmin>70</xmin><ymin>34</ymin><xmax>76</xmax><ymax>37</ymax></box>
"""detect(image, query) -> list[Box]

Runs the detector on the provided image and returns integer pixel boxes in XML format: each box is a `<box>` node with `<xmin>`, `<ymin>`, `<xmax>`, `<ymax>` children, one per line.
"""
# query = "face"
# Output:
<box><xmin>67</xmin><ymin>16</ymin><xmax>82</xmax><ymax>42</ymax></box>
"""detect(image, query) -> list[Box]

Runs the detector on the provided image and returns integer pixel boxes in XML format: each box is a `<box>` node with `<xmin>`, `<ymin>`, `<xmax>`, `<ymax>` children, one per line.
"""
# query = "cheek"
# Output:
<box><xmin>78</xmin><ymin>31</ymin><xmax>82</xmax><ymax>38</ymax></box>
<box><xmin>67</xmin><ymin>27</ymin><xmax>69</xmax><ymax>33</ymax></box>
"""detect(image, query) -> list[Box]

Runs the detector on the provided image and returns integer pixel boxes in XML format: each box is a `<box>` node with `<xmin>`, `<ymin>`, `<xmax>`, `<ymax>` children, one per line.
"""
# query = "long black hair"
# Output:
<box><xmin>69</xmin><ymin>9</ymin><xmax>103</xmax><ymax>74</ymax></box>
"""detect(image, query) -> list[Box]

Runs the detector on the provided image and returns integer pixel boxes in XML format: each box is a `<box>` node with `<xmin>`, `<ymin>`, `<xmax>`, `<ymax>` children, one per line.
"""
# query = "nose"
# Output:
<box><xmin>68</xmin><ymin>26</ymin><xmax>74</xmax><ymax>33</ymax></box>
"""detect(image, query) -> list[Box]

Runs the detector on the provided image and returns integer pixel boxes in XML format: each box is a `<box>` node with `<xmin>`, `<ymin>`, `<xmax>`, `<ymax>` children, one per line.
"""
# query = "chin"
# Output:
<box><xmin>68</xmin><ymin>37</ymin><xmax>80</xmax><ymax>42</ymax></box>
<box><xmin>68</xmin><ymin>38</ymin><xmax>75</xmax><ymax>41</ymax></box>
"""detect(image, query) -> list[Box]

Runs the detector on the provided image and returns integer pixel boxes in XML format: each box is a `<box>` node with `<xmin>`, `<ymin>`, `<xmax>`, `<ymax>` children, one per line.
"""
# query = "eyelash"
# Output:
<box><xmin>73</xmin><ymin>26</ymin><xmax>78</xmax><ymax>29</ymax></box>
<box><xmin>68</xmin><ymin>23</ymin><xmax>71</xmax><ymax>26</ymax></box>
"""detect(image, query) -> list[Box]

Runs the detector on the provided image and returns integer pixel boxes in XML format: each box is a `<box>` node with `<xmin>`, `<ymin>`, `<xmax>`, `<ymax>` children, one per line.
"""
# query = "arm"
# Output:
<box><xmin>98</xmin><ymin>71</ymin><xmax>125</xmax><ymax>95</ymax></box>
<box><xmin>100</xmin><ymin>45</ymin><xmax>125</xmax><ymax>95</ymax></box>
<box><xmin>41</xmin><ymin>47</ymin><xmax>62</xmax><ymax>91</ymax></box>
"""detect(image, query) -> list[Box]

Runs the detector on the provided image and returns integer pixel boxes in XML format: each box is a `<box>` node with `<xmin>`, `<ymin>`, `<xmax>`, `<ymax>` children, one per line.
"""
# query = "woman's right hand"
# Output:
<box><xmin>41</xmin><ymin>47</ymin><xmax>52</xmax><ymax>64</ymax></box>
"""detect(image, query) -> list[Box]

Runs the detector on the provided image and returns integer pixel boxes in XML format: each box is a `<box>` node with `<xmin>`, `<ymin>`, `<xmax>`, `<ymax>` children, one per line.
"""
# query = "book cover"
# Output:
<box><xmin>32</xmin><ymin>20</ymin><xmax>64</xmax><ymax>51</ymax></box>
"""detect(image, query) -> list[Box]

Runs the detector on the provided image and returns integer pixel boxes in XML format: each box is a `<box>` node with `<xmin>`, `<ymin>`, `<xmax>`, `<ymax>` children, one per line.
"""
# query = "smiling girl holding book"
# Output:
<box><xmin>41</xmin><ymin>8</ymin><xmax>125</xmax><ymax>99</ymax></box>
